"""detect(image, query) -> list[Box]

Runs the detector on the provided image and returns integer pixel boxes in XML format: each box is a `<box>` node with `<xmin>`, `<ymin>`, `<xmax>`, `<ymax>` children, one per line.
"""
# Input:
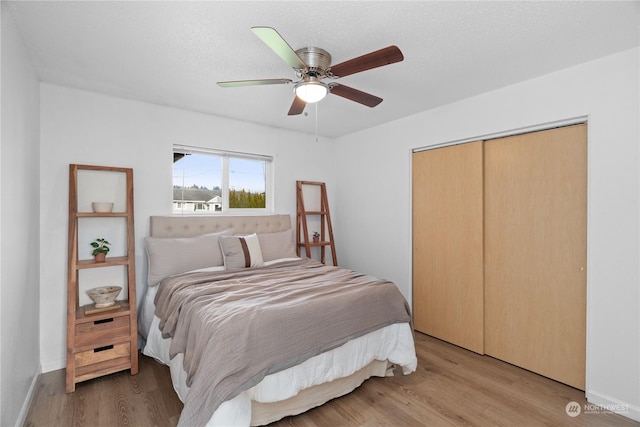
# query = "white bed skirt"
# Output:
<box><xmin>143</xmin><ymin>316</ymin><xmax>417</xmax><ymax>426</ymax></box>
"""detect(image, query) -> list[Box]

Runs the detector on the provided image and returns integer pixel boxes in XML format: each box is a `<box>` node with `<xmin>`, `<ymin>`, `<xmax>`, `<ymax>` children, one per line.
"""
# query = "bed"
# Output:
<box><xmin>139</xmin><ymin>214</ymin><xmax>417</xmax><ymax>426</ymax></box>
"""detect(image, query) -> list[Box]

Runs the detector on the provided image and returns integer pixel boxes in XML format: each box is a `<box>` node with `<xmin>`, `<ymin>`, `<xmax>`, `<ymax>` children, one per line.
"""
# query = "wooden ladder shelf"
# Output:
<box><xmin>66</xmin><ymin>164</ymin><xmax>138</xmax><ymax>392</ymax></box>
<box><xmin>296</xmin><ymin>181</ymin><xmax>337</xmax><ymax>265</ymax></box>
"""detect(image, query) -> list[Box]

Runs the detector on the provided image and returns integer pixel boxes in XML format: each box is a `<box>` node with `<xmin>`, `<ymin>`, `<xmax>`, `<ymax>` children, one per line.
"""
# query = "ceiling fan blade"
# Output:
<box><xmin>251</xmin><ymin>27</ymin><xmax>307</xmax><ymax>70</ymax></box>
<box><xmin>328</xmin><ymin>46</ymin><xmax>404</xmax><ymax>78</ymax></box>
<box><xmin>329</xmin><ymin>84</ymin><xmax>383</xmax><ymax>107</ymax></box>
<box><xmin>217</xmin><ymin>78</ymin><xmax>292</xmax><ymax>88</ymax></box>
<box><xmin>288</xmin><ymin>96</ymin><xmax>307</xmax><ymax>115</ymax></box>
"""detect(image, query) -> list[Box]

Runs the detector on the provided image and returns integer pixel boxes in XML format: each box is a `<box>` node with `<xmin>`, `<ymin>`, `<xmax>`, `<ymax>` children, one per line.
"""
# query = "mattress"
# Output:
<box><xmin>144</xmin><ymin>315</ymin><xmax>416</xmax><ymax>426</ymax></box>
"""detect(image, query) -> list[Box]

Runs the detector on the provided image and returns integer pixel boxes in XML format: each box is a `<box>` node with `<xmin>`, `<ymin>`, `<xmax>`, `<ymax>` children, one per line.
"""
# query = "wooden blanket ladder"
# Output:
<box><xmin>296</xmin><ymin>181</ymin><xmax>337</xmax><ymax>265</ymax></box>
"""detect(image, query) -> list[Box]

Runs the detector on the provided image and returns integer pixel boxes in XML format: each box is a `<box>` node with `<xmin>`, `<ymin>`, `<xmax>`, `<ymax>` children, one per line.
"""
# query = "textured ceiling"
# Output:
<box><xmin>6</xmin><ymin>1</ymin><xmax>639</xmax><ymax>138</ymax></box>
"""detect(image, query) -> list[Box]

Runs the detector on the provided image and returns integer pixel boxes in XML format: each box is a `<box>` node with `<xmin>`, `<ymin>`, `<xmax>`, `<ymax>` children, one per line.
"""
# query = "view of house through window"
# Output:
<box><xmin>173</xmin><ymin>146</ymin><xmax>271</xmax><ymax>214</ymax></box>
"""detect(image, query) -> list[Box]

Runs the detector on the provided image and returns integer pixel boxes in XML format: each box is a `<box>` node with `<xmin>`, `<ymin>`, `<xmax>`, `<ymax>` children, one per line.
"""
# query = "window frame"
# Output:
<box><xmin>173</xmin><ymin>145</ymin><xmax>274</xmax><ymax>215</ymax></box>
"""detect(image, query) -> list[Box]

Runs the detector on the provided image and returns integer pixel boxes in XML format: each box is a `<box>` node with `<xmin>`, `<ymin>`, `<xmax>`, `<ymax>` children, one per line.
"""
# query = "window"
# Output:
<box><xmin>173</xmin><ymin>145</ymin><xmax>273</xmax><ymax>214</ymax></box>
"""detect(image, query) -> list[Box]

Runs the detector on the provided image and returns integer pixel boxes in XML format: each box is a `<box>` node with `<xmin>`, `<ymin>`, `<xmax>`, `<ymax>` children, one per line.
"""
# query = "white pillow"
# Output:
<box><xmin>219</xmin><ymin>233</ymin><xmax>264</xmax><ymax>269</ymax></box>
<box><xmin>144</xmin><ymin>229</ymin><xmax>233</xmax><ymax>286</ymax></box>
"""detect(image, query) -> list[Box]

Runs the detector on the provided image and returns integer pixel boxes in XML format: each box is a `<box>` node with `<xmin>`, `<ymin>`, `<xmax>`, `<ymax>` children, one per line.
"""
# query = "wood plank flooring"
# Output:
<box><xmin>25</xmin><ymin>332</ymin><xmax>637</xmax><ymax>427</ymax></box>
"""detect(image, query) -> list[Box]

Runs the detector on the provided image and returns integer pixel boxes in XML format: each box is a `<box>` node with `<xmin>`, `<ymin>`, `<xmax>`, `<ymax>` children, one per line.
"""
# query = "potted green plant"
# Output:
<box><xmin>90</xmin><ymin>238</ymin><xmax>111</xmax><ymax>263</ymax></box>
<box><xmin>312</xmin><ymin>231</ymin><xmax>320</xmax><ymax>243</ymax></box>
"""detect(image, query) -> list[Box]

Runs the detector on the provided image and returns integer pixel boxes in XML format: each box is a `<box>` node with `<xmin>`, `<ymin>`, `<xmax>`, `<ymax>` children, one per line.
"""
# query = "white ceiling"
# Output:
<box><xmin>6</xmin><ymin>1</ymin><xmax>639</xmax><ymax>138</ymax></box>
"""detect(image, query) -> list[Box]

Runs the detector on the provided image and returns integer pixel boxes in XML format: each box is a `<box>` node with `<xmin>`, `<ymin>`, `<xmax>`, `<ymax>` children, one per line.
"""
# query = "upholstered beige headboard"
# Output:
<box><xmin>149</xmin><ymin>214</ymin><xmax>292</xmax><ymax>238</ymax></box>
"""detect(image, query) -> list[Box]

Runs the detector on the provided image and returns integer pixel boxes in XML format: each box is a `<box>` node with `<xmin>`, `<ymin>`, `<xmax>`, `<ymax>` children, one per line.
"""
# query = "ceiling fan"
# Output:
<box><xmin>217</xmin><ymin>27</ymin><xmax>404</xmax><ymax>116</ymax></box>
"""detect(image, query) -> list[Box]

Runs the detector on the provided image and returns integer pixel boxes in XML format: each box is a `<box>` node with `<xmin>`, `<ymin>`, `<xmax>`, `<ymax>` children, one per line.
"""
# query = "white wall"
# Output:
<box><xmin>334</xmin><ymin>48</ymin><xmax>639</xmax><ymax>420</ymax></box>
<box><xmin>1</xmin><ymin>5</ymin><xmax>41</xmax><ymax>426</ymax></box>
<box><xmin>38</xmin><ymin>84</ymin><xmax>336</xmax><ymax>371</ymax></box>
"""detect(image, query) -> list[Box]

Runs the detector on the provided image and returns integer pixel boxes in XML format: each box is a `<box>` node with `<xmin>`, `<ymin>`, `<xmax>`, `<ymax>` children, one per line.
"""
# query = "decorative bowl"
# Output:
<box><xmin>91</xmin><ymin>202</ymin><xmax>114</xmax><ymax>213</ymax></box>
<box><xmin>87</xmin><ymin>286</ymin><xmax>122</xmax><ymax>308</ymax></box>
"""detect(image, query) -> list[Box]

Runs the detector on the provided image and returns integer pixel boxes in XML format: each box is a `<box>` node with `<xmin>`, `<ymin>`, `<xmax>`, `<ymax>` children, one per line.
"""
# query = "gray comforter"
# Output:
<box><xmin>154</xmin><ymin>258</ymin><xmax>411</xmax><ymax>427</ymax></box>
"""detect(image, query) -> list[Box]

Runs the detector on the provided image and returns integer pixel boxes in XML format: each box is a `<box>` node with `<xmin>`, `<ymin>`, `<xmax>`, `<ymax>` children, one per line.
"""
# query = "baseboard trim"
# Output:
<box><xmin>587</xmin><ymin>390</ymin><xmax>640</xmax><ymax>422</ymax></box>
<box><xmin>15</xmin><ymin>364</ymin><xmax>41</xmax><ymax>427</ymax></box>
<box><xmin>40</xmin><ymin>358</ymin><xmax>65</xmax><ymax>373</ymax></box>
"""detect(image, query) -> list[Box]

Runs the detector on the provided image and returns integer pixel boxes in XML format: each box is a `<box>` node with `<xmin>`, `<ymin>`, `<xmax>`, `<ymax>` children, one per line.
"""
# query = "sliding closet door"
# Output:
<box><xmin>484</xmin><ymin>124</ymin><xmax>587</xmax><ymax>389</ymax></box>
<box><xmin>413</xmin><ymin>141</ymin><xmax>484</xmax><ymax>354</ymax></box>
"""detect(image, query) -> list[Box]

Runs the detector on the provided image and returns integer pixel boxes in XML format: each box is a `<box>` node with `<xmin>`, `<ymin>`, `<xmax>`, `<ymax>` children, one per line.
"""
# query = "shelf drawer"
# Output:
<box><xmin>75</xmin><ymin>342</ymin><xmax>130</xmax><ymax>368</ymax></box>
<box><xmin>75</xmin><ymin>316</ymin><xmax>130</xmax><ymax>348</ymax></box>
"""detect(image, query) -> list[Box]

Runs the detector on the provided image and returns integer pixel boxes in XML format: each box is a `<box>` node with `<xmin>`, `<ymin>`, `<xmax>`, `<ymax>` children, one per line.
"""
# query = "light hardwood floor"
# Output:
<box><xmin>25</xmin><ymin>332</ymin><xmax>637</xmax><ymax>427</ymax></box>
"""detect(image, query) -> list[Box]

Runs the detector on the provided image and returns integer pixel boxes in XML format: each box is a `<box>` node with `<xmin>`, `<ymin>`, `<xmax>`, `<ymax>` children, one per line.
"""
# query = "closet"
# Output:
<box><xmin>412</xmin><ymin>124</ymin><xmax>587</xmax><ymax>390</ymax></box>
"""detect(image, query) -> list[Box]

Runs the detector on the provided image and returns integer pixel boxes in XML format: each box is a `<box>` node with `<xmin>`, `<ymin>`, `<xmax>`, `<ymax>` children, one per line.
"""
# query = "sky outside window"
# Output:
<box><xmin>174</xmin><ymin>153</ymin><xmax>222</xmax><ymax>189</ymax></box>
<box><xmin>229</xmin><ymin>157</ymin><xmax>265</xmax><ymax>193</ymax></box>
<box><xmin>173</xmin><ymin>153</ymin><xmax>266</xmax><ymax>192</ymax></box>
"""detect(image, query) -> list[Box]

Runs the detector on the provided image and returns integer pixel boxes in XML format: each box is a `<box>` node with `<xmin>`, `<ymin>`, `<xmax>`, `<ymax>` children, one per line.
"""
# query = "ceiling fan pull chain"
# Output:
<box><xmin>315</xmin><ymin>102</ymin><xmax>319</xmax><ymax>143</ymax></box>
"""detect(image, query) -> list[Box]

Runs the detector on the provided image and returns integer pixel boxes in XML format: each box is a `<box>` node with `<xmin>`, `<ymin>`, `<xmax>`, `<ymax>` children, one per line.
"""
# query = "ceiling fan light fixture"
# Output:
<box><xmin>294</xmin><ymin>79</ymin><xmax>328</xmax><ymax>103</ymax></box>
